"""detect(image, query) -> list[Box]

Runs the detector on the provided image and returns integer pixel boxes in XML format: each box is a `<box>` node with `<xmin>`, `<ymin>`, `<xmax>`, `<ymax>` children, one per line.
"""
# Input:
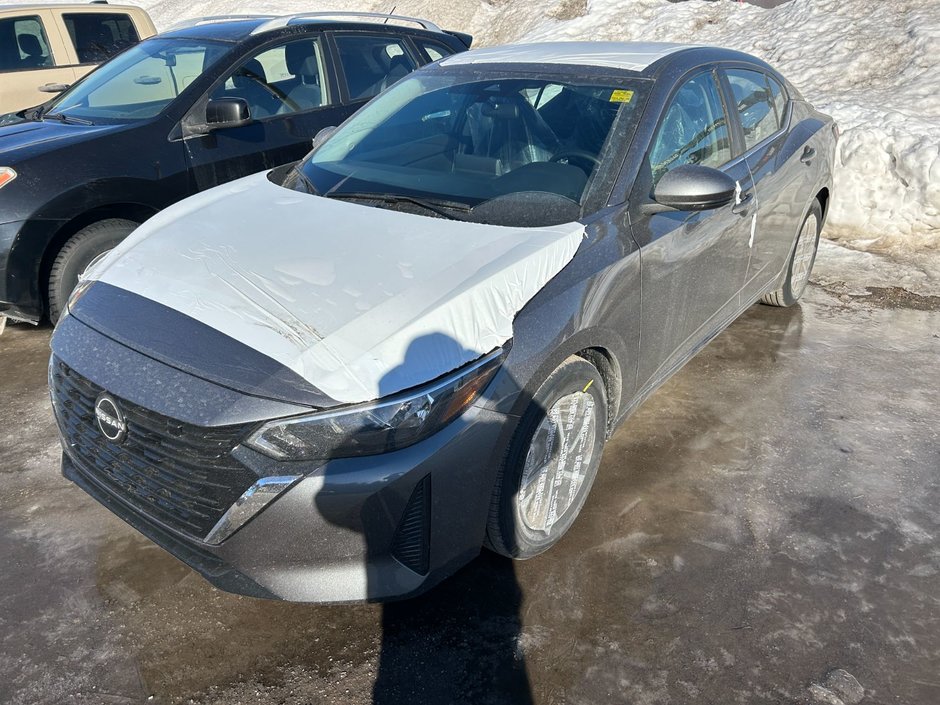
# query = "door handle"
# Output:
<box><xmin>38</xmin><ymin>83</ymin><xmax>69</xmax><ymax>93</ymax></box>
<box><xmin>800</xmin><ymin>146</ymin><xmax>816</xmax><ymax>165</ymax></box>
<box><xmin>731</xmin><ymin>191</ymin><xmax>753</xmax><ymax>215</ymax></box>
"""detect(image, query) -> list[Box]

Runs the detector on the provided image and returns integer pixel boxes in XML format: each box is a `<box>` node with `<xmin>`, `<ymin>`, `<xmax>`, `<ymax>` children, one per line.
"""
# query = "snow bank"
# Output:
<box><xmin>7</xmin><ymin>0</ymin><xmax>938</xmax><ymax>254</ymax></box>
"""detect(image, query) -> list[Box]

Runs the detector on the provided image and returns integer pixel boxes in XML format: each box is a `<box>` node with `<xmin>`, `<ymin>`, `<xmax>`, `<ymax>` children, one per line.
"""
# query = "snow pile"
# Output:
<box><xmin>7</xmin><ymin>0</ymin><xmax>938</xmax><ymax>254</ymax></box>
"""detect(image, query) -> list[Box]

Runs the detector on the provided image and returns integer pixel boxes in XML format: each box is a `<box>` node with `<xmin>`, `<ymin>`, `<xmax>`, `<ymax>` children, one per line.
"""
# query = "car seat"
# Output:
<box><xmin>279</xmin><ymin>56</ymin><xmax>322</xmax><ymax>113</ymax></box>
<box><xmin>229</xmin><ymin>58</ymin><xmax>277</xmax><ymax>118</ymax></box>
<box><xmin>17</xmin><ymin>33</ymin><xmax>48</xmax><ymax>68</ymax></box>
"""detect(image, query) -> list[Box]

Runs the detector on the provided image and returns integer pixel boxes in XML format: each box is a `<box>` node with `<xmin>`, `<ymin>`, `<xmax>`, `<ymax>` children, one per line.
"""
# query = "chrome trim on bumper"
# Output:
<box><xmin>204</xmin><ymin>475</ymin><xmax>301</xmax><ymax>545</ymax></box>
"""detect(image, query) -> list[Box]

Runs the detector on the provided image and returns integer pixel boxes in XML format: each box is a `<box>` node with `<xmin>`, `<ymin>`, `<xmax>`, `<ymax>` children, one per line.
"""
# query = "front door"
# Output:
<box><xmin>183</xmin><ymin>34</ymin><xmax>351</xmax><ymax>192</ymax></box>
<box><xmin>630</xmin><ymin>69</ymin><xmax>755</xmax><ymax>392</ymax></box>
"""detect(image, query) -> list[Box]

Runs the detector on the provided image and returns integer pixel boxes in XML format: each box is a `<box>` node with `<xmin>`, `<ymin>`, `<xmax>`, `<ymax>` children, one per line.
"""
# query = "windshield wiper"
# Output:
<box><xmin>43</xmin><ymin>112</ymin><xmax>94</xmax><ymax>126</ymax></box>
<box><xmin>325</xmin><ymin>192</ymin><xmax>471</xmax><ymax>220</ymax></box>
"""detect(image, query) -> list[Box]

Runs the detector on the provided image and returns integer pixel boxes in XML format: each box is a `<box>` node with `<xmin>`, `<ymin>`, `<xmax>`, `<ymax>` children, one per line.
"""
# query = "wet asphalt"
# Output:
<box><xmin>1</xmin><ymin>282</ymin><xmax>938</xmax><ymax>705</ymax></box>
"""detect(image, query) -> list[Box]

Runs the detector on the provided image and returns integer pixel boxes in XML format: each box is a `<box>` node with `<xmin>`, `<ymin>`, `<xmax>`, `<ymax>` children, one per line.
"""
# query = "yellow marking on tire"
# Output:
<box><xmin>583</xmin><ymin>380</ymin><xmax>594</xmax><ymax>392</ymax></box>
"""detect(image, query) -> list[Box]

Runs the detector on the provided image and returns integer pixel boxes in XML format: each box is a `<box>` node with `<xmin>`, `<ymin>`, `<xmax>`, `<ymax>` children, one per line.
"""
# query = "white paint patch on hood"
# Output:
<box><xmin>87</xmin><ymin>172</ymin><xmax>585</xmax><ymax>404</ymax></box>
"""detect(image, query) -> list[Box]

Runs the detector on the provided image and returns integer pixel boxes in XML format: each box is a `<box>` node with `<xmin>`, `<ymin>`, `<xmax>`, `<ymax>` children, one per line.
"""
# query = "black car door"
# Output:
<box><xmin>629</xmin><ymin>69</ymin><xmax>756</xmax><ymax>393</ymax></box>
<box><xmin>722</xmin><ymin>67</ymin><xmax>811</xmax><ymax>301</ymax></box>
<box><xmin>182</xmin><ymin>33</ymin><xmax>349</xmax><ymax>191</ymax></box>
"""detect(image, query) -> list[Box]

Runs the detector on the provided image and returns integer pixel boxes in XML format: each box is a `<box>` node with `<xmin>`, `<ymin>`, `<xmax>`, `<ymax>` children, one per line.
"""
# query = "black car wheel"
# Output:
<box><xmin>761</xmin><ymin>199</ymin><xmax>822</xmax><ymax>307</ymax></box>
<box><xmin>486</xmin><ymin>355</ymin><xmax>608</xmax><ymax>559</ymax></box>
<box><xmin>47</xmin><ymin>218</ymin><xmax>138</xmax><ymax>322</ymax></box>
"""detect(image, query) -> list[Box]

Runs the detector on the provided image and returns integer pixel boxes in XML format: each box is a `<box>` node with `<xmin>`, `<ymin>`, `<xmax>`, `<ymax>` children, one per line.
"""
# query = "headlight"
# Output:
<box><xmin>0</xmin><ymin>167</ymin><xmax>16</xmax><ymax>189</ymax></box>
<box><xmin>245</xmin><ymin>348</ymin><xmax>505</xmax><ymax>461</ymax></box>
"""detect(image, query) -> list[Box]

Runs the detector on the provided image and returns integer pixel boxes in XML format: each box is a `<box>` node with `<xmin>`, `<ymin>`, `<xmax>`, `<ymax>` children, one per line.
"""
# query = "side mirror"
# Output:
<box><xmin>311</xmin><ymin>125</ymin><xmax>337</xmax><ymax>149</ymax></box>
<box><xmin>206</xmin><ymin>98</ymin><xmax>250</xmax><ymax>130</ymax></box>
<box><xmin>645</xmin><ymin>164</ymin><xmax>737</xmax><ymax>214</ymax></box>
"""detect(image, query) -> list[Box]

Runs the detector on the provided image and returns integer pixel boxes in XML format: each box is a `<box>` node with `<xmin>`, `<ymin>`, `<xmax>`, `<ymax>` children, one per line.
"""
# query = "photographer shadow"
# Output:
<box><xmin>315</xmin><ymin>332</ymin><xmax>534</xmax><ymax>705</ymax></box>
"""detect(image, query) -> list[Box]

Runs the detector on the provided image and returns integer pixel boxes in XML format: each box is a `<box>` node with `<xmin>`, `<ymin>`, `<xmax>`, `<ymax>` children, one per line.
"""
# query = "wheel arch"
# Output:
<box><xmin>38</xmin><ymin>203</ymin><xmax>156</xmax><ymax>314</ymax></box>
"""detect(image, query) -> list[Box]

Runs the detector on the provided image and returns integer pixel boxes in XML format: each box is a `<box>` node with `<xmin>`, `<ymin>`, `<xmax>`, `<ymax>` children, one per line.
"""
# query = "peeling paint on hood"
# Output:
<box><xmin>85</xmin><ymin>172</ymin><xmax>585</xmax><ymax>404</ymax></box>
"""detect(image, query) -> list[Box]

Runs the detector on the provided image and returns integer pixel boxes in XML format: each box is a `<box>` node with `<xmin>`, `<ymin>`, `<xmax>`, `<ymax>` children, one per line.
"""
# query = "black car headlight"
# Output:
<box><xmin>245</xmin><ymin>348</ymin><xmax>505</xmax><ymax>461</ymax></box>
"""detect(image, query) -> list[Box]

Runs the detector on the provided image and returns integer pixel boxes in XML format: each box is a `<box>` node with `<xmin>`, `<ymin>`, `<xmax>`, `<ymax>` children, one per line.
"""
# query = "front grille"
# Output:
<box><xmin>50</xmin><ymin>357</ymin><xmax>259</xmax><ymax>540</ymax></box>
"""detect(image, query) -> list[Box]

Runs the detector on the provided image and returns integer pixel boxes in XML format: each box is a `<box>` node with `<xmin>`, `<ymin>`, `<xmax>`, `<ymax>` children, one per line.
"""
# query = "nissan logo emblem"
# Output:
<box><xmin>94</xmin><ymin>393</ymin><xmax>127</xmax><ymax>443</ymax></box>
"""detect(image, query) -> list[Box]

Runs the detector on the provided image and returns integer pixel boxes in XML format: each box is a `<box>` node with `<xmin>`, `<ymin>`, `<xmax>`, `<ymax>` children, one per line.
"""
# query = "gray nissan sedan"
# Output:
<box><xmin>51</xmin><ymin>42</ymin><xmax>837</xmax><ymax>602</ymax></box>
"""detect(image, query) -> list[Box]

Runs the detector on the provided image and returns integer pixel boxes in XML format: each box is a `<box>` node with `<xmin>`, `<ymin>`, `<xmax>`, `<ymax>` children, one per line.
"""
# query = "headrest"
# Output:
<box><xmin>285</xmin><ymin>41</ymin><xmax>315</xmax><ymax>76</ymax></box>
<box><xmin>18</xmin><ymin>33</ymin><xmax>43</xmax><ymax>57</ymax></box>
<box><xmin>233</xmin><ymin>58</ymin><xmax>266</xmax><ymax>87</ymax></box>
<box><xmin>297</xmin><ymin>56</ymin><xmax>319</xmax><ymax>79</ymax></box>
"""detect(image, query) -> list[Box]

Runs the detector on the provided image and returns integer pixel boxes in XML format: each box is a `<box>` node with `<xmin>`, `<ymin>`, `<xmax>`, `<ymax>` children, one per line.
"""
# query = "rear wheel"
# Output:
<box><xmin>761</xmin><ymin>200</ymin><xmax>822</xmax><ymax>307</ymax></box>
<box><xmin>47</xmin><ymin>218</ymin><xmax>138</xmax><ymax>322</ymax></box>
<box><xmin>486</xmin><ymin>356</ymin><xmax>608</xmax><ymax>559</ymax></box>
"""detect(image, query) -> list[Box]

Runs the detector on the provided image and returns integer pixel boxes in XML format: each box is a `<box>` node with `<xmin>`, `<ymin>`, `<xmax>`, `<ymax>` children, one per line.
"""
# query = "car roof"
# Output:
<box><xmin>0</xmin><ymin>3</ymin><xmax>143</xmax><ymax>12</ymax></box>
<box><xmin>440</xmin><ymin>41</ymin><xmax>696</xmax><ymax>73</ymax></box>
<box><xmin>160</xmin><ymin>13</ymin><xmax>449</xmax><ymax>43</ymax></box>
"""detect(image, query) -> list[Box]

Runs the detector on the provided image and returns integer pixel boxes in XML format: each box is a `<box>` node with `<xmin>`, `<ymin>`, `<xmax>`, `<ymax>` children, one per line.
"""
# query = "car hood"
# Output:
<box><xmin>81</xmin><ymin>172</ymin><xmax>585</xmax><ymax>405</ymax></box>
<box><xmin>0</xmin><ymin>118</ymin><xmax>121</xmax><ymax>160</ymax></box>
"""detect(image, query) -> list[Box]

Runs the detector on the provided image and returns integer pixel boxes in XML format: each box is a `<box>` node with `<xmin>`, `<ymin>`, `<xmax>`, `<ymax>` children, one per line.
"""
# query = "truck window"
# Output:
<box><xmin>63</xmin><ymin>12</ymin><xmax>140</xmax><ymax>64</ymax></box>
<box><xmin>0</xmin><ymin>16</ymin><xmax>53</xmax><ymax>71</ymax></box>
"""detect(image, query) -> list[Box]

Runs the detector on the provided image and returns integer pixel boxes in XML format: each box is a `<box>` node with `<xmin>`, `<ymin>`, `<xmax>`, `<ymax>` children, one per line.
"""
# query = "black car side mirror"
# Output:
<box><xmin>311</xmin><ymin>125</ymin><xmax>337</xmax><ymax>149</ymax></box>
<box><xmin>644</xmin><ymin>164</ymin><xmax>737</xmax><ymax>214</ymax></box>
<box><xmin>206</xmin><ymin>98</ymin><xmax>251</xmax><ymax>131</ymax></box>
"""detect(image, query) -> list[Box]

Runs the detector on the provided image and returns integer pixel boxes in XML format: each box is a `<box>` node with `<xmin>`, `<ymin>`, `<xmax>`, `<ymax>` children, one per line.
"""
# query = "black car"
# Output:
<box><xmin>0</xmin><ymin>12</ymin><xmax>470</xmax><ymax>322</ymax></box>
<box><xmin>52</xmin><ymin>42</ymin><xmax>837</xmax><ymax>602</ymax></box>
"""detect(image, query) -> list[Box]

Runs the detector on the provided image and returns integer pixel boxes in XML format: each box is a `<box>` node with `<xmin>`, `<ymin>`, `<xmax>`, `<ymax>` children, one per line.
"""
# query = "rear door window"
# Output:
<box><xmin>63</xmin><ymin>12</ymin><xmax>140</xmax><ymax>64</ymax></box>
<box><xmin>333</xmin><ymin>34</ymin><xmax>417</xmax><ymax>101</ymax></box>
<box><xmin>725</xmin><ymin>68</ymin><xmax>783</xmax><ymax>151</ymax></box>
<box><xmin>0</xmin><ymin>16</ymin><xmax>54</xmax><ymax>71</ymax></box>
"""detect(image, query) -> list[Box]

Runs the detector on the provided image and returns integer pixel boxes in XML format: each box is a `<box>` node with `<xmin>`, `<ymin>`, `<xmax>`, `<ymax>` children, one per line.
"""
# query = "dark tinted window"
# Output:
<box><xmin>726</xmin><ymin>68</ymin><xmax>781</xmax><ymax>150</ymax></box>
<box><xmin>0</xmin><ymin>16</ymin><xmax>53</xmax><ymax>71</ymax></box>
<box><xmin>63</xmin><ymin>12</ymin><xmax>140</xmax><ymax>64</ymax></box>
<box><xmin>649</xmin><ymin>71</ymin><xmax>732</xmax><ymax>184</ymax></box>
<box><xmin>334</xmin><ymin>34</ymin><xmax>417</xmax><ymax>100</ymax></box>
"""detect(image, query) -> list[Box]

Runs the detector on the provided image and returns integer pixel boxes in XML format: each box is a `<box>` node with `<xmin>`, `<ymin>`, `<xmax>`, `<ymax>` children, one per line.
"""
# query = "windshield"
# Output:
<box><xmin>46</xmin><ymin>38</ymin><xmax>230</xmax><ymax>124</ymax></box>
<box><xmin>292</xmin><ymin>71</ymin><xmax>646</xmax><ymax>225</ymax></box>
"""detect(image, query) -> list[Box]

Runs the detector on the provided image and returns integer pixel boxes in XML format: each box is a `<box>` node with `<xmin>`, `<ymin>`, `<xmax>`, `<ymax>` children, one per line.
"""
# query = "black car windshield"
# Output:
<box><xmin>45</xmin><ymin>38</ymin><xmax>230</xmax><ymax>124</ymax></box>
<box><xmin>292</xmin><ymin>70</ymin><xmax>646</xmax><ymax>225</ymax></box>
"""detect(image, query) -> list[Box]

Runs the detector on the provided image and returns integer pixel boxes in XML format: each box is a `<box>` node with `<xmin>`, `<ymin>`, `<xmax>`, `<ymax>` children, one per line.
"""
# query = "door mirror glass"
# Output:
<box><xmin>652</xmin><ymin>164</ymin><xmax>736</xmax><ymax>211</ymax></box>
<box><xmin>206</xmin><ymin>97</ymin><xmax>250</xmax><ymax>130</ymax></box>
<box><xmin>311</xmin><ymin>125</ymin><xmax>336</xmax><ymax>149</ymax></box>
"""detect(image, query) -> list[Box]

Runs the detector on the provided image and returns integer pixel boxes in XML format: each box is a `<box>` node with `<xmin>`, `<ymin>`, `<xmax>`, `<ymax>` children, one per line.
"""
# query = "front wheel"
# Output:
<box><xmin>486</xmin><ymin>356</ymin><xmax>608</xmax><ymax>559</ymax></box>
<box><xmin>47</xmin><ymin>218</ymin><xmax>138</xmax><ymax>322</ymax></box>
<box><xmin>761</xmin><ymin>199</ymin><xmax>822</xmax><ymax>307</ymax></box>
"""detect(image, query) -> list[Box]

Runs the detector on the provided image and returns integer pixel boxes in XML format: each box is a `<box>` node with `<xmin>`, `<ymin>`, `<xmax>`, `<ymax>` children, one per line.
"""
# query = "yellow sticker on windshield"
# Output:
<box><xmin>609</xmin><ymin>89</ymin><xmax>635</xmax><ymax>103</ymax></box>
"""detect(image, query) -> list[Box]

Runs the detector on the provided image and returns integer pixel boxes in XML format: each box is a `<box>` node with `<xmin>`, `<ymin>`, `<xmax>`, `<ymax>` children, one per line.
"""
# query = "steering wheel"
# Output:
<box><xmin>550</xmin><ymin>149</ymin><xmax>601</xmax><ymax>173</ymax></box>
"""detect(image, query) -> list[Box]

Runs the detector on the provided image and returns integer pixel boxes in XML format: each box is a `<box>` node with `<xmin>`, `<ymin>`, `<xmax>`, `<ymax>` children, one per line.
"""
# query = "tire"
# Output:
<box><xmin>485</xmin><ymin>355</ymin><xmax>608</xmax><ymax>559</ymax></box>
<box><xmin>761</xmin><ymin>200</ymin><xmax>822</xmax><ymax>307</ymax></box>
<box><xmin>47</xmin><ymin>218</ymin><xmax>138</xmax><ymax>322</ymax></box>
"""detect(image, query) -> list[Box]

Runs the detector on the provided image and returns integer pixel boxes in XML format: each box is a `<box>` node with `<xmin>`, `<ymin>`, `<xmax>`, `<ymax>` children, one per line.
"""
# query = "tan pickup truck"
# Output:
<box><xmin>0</xmin><ymin>2</ymin><xmax>156</xmax><ymax>113</ymax></box>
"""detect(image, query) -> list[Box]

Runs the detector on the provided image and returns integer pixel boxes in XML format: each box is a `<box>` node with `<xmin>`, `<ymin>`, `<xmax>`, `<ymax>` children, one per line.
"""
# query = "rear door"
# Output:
<box><xmin>0</xmin><ymin>11</ymin><xmax>76</xmax><ymax>112</ymax></box>
<box><xmin>630</xmin><ymin>68</ymin><xmax>756</xmax><ymax>392</ymax></box>
<box><xmin>722</xmin><ymin>67</ymin><xmax>806</xmax><ymax>301</ymax></box>
<box><xmin>183</xmin><ymin>33</ymin><xmax>349</xmax><ymax>191</ymax></box>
